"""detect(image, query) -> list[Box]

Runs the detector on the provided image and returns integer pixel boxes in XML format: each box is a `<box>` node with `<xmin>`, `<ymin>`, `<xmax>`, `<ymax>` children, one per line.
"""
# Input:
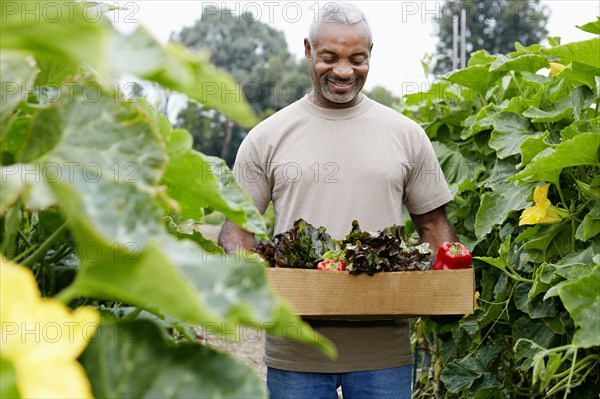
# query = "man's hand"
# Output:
<box><xmin>218</xmin><ymin>219</ymin><xmax>257</xmax><ymax>254</ymax></box>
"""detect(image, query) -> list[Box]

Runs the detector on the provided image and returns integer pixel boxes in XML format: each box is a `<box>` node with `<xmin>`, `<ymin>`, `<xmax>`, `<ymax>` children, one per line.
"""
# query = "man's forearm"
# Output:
<box><xmin>218</xmin><ymin>220</ymin><xmax>257</xmax><ymax>254</ymax></box>
<box><xmin>411</xmin><ymin>206</ymin><xmax>458</xmax><ymax>254</ymax></box>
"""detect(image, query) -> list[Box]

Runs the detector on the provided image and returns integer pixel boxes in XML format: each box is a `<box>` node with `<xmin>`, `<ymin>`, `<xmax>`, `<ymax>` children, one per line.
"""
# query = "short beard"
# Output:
<box><xmin>319</xmin><ymin>75</ymin><xmax>362</xmax><ymax>104</ymax></box>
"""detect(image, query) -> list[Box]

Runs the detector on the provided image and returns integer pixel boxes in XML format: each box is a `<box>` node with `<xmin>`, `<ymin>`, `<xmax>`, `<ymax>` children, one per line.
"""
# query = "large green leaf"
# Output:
<box><xmin>556</xmin><ymin>266</ymin><xmax>600</xmax><ymax>348</ymax></box>
<box><xmin>31</xmin><ymin>89</ymin><xmax>165</xmax><ymax>187</ymax></box>
<box><xmin>490</xmin><ymin>112</ymin><xmax>539</xmax><ymax>159</ymax></box>
<box><xmin>509</xmin><ymin>133</ymin><xmax>600</xmax><ymax>184</ymax></box>
<box><xmin>474</xmin><ymin>183</ymin><xmax>533</xmax><ymax>238</ymax></box>
<box><xmin>561</xmin><ymin>62</ymin><xmax>600</xmax><ymax>89</ymax></box>
<box><xmin>0</xmin><ymin>165</ymin><xmax>24</xmax><ymax>216</ymax></box>
<box><xmin>0</xmin><ymin>357</ymin><xmax>20</xmax><ymax>399</ymax></box>
<box><xmin>519</xmin><ymin>131</ymin><xmax>550</xmax><ymax>167</ymax></box>
<box><xmin>162</xmin><ymin>129</ymin><xmax>266</xmax><ymax>235</ymax></box>
<box><xmin>522</xmin><ymin>97</ymin><xmax>573</xmax><ymax>123</ymax></box>
<box><xmin>575</xmin><ymin>204</ymin><xmax>600</xmax><ymax>242</ymax></box>
<box><xmin>80</xmin><ymin>320</ymin><xmax>266</xmax><ymax>399</ymax></box>
<box><xmin>541</xmin><ymin>38</ymin><xmax>600</xmax><ymax>69</ymax></box>
<box><xmin>577</xmin><ymin>18</ymin><xmax>600</xmax><ymax>34</ymax></box>
<box><xmin>107</xmin><ymin>27</ymin><xmax>257</xmax><ymax>127</ymax></box>
<box><xmin>462</xmin><ymin>103</ymin><xmax>506</xmax><ymax>139</ymax></box>
<box><xmin>441</xmin><ymin>347</ymin><xmax>501</xmax><ymax>394</ymax></box>
<box><xmin>0</xmin><ymin>1</ymin><xmax>111</xmax><ymax>72</ymax></box>
<box><xmin>514</xmin><ymin>283</ymin><xmax>557</xmax><ymax>319</ymax></box>
<box><xmin>1</xmin><ymin>2</ymin><xmax>257</xmax><ymax>128</ymax></box>
<box><xmin>166</xmin><ymin>215</ymin><xmax>224</xmax><ymax>254</ymax></box>
<box><xmin>51</xmin><ymin>175</ymin><xmax>332</xmax><ymax>356</ymax></box>
<box><xmin>513</xmin><ymin>316</ymin><xmax>557</xmax><ymax>371</ymax></box>
<box><xmin>444</xmin><ymin>65</ymin><xmax>501</xmax><ymax>94</ymax></box>
<box><xmin>431</xmin><ymin>141</ymin><xmax>485</xmax><ymax>195</ymax></box>
<box><xmin>489</xmin><ymin>54</ymin><xmax>549</xmax><ymax>73</ymax></box>
<box><xmin>0</xmin><ymin>51</ymin><xmax>38</xmax><ymax>124</ymax></box>
<box><xmin>560</xmin><ymin>118</ymin><xmax>600</xmax><ymax>140</ymax></box>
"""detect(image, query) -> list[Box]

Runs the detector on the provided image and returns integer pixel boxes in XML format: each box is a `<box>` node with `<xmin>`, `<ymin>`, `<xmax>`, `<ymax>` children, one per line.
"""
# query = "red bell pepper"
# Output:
<box><xmin>433</xmin><ymin>242</ymin><xmax>472</xmax><ymax>270</ymax></box>
<box><xmin>317</xmin><ymin>259</ymin><xmax>347</xmax><ymax>271</ymax></box>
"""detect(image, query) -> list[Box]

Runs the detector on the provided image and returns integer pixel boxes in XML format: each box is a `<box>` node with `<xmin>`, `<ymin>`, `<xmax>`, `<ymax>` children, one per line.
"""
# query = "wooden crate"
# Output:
<box><xmin>267</xmin><ymin>268</ymin><xmax>475</xmax><ymax>318</ymax></box>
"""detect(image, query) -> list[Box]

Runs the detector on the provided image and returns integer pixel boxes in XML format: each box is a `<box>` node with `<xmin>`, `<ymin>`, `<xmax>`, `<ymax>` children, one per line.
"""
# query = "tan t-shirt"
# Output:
<box><xmin>234</xmin><ymin>93</ymin><xmax>453</xmax><ymax>372</ymax></box>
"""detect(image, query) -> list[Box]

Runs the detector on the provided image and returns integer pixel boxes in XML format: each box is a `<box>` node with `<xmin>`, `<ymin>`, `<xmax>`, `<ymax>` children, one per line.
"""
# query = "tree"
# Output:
<box><xmin>171</xmin><ymin>9</ymin><xmax>312</xmax><ymax>164</ymax></box>
<box><xmin>364</xmin><ymin>85</ymin><xmax>399</xmax><ymax>107</ymax></box>
<box><xmin>433</xmin><ymin>0</ymin><xmax>549</xmax><ymax>74</ymax></box>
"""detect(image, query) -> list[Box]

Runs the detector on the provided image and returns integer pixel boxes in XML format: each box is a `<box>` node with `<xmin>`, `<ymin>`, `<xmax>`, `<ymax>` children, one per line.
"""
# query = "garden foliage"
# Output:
<box><xmin>399</xmin><ymin>18</ymin><xmax>600</xmax><ymax>398</ymax></box>
<box><xmin>0</xmin><ymin>2</ymin><xmax>333</xmax><ymax>398</ymax></box>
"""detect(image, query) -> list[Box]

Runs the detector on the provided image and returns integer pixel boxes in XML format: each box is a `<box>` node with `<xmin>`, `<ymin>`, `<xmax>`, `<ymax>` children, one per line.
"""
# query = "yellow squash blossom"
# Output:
<box><xmin>0</xmin><ymin>259</ymin><xmax>99</xmax><ymax>399</ymax></box>
<box><xmin>549</xmin><ymin>62</ymin><xmax>569</xmax><ymax>76</ymax></box>
<box><xmin>519</xmin><ymin>183</ymin><xmax>569</xmax><ymax>226</ymax></box>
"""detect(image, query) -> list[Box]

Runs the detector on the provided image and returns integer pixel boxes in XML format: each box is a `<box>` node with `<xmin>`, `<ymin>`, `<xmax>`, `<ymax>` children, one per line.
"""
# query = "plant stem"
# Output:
<box><xmin>54</xmin><ymin>285</ymin><xmax>78</xmax><ymax>304</ymax></box>
<box><xmin>22</xmin><ymin>222</ymin><xmax>68</xmax><ymax>267</ymax></box>
<box><xmin>563</xmin><ymin>348</ymin><xmax>578</xmax><ymax>399</ymax></box>
<box><xmin>124</xmin><ymin>307</ymin><xmax>143</xmax><ymax>321</ymax></box>
<box><xmin>555</xmin><ymin>180</ymin><xmax>575</xmax><ymax>253</ymax></box>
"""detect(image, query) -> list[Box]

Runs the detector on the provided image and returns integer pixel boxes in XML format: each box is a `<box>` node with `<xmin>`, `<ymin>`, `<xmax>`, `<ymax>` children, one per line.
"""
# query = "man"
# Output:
<box><xmin>219</xmin><ymin>3</ymin><xmax>457</xmax><ymax>398</ymax></box>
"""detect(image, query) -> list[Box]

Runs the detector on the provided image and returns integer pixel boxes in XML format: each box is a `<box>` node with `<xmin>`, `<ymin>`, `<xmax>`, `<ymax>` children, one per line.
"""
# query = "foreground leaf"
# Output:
<box><xmin>162</xmin><ymin>129</ymin><xmax>266</xmax><ymax>235</ymax></box>
<box><xmin>0</xmin><ymin>51</ymin><xmax>37</xmax><ymax>124</ymax></box>
<box><xmin>52</xmin><ymin>175</ymin><xmax>332</xmax><ymax>357</ymax></box>
<box><xmin>80</xmin><ymin>320</ymin><xmax>266</xmax><ymax>399</ymax></box>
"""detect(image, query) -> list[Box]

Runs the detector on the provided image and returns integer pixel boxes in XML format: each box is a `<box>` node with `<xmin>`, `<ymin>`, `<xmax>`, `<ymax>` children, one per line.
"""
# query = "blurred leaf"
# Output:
<box><xmin>80</xmin><ymin>320</ymin><xmax>266</xmax><ymax>399</ymax></box>
<box><xmin>0</xmin><ymin>357</ymin><xmax>20</xmax><ymax>399</ymax></box>
<box><xmin>1</xmin><ymin>1</ymin><xmax>111</xmax><ymax>72</ymax></box>
<box><xmin>0</xmin><ymin>51</ymin><xmax>38</xmax><ymax>124</ymax></box>
<box><xmin>161</xmin><ymin>129</ymin><xmax>266</xmax><ymax>235</ymax></box>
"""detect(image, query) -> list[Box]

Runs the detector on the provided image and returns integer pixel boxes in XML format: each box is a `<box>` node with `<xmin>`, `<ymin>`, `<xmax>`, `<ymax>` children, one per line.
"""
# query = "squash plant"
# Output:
<box><xmin>0</xmin><ymin>1</ymin><xmax>333</xmax><ymax>398</ymax></box>
<box><xmin>401</xmin><ymin>19</ymin><xmax>600</xmax><ymax>398</ymax></box>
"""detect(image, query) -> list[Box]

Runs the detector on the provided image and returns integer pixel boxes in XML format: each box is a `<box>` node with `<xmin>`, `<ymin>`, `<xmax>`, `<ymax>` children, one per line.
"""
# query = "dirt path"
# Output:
<box><xmin>200</xmin><ymin>326</ymin><xmax>267</xmax><ymax>384</ymax></box>
<box><xmin>196</xmin><ymin>225</ymin><xmax>267</xmax><ymax>382</ymax></box>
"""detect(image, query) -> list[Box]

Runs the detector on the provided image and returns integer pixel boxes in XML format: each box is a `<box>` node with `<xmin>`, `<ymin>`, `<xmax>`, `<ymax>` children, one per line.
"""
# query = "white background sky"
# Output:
<box><xmin>112</xmin><ymin>1</ymin><xmax>600</xmax><ymax>97</ymax></box>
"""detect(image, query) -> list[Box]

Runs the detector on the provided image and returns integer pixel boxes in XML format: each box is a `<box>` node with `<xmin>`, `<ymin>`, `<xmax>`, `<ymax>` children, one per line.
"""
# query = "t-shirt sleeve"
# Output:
<box><xmin>232</xmin><ymin>135</ymin><xmax>271</xmax><ymax>214</ymax></box>
<box><xmin>402</xmin><ymin>128</ymin><xmax>453</xmax><ymax>215</ymax></box>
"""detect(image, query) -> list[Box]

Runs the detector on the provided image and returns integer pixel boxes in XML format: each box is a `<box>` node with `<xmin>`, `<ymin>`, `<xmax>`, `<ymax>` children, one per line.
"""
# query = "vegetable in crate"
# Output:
<box><xmin>432</xmin><ymin>242</ymin><xmax>472</xmax><ymax>270</ymax></box>
<box><xmin>255</xmin><ymin>219</ymin><xmax>338</xmax><ymax>268</ymax></box>
<box><xmin>316</xmin><ymin>259</ymin><xmax>347</xmax><ymax>271</ymax></box>
<box><xmin>341</xmin><ymin>221</ymin><xmax>432</xmax><ymax>276</ymax></box>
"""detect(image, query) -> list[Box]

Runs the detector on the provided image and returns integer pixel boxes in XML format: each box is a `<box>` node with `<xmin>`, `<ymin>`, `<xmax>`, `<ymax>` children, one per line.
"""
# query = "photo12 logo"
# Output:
<box><xmin>1</xmin><ymin>1</ymin><xmax>139</xmax><ymax>24</ymax></box>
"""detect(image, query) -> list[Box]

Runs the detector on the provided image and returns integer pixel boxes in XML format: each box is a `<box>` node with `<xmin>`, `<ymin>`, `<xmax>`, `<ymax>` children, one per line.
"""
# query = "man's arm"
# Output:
<box><xmin>410</xmin><ymin>205</ymin><xmax>458</xmax><ymax>255</ymax></box>
<box><xmin>218</xmin><ymin>219</ymin><xmax>257</xmax><ymax>254</ymax></box>
<box><xmin>411</xmin><ymin>205</ymin><xmax>463</xmax><ymax>324</ymax></box>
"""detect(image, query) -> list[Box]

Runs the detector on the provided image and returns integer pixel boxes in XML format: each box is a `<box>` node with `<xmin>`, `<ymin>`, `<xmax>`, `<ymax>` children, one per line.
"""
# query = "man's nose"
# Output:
<box><xmin>332</xmin><ymin>61</ymin><xmax>353</xmax><ymax>80</ymax></box>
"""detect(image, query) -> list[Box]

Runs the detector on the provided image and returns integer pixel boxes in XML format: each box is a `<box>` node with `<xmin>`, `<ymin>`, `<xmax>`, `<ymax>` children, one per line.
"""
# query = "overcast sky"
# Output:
<box><xmin>112</xmin><ymin>1</ymin><xmax>600</xmax><ymax>96</ymax></box>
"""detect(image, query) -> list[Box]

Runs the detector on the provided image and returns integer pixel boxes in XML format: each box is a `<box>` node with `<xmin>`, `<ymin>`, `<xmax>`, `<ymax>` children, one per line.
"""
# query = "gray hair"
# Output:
<box><xmin>307</xmin><ymin>2</ymin><xmax>372</xmax><ymax>47</ymax></box>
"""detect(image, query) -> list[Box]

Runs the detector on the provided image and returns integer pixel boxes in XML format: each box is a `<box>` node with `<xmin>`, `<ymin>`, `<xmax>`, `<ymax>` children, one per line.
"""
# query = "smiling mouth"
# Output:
<box><xmin>328</xmin><ymin>80</ymin><xmax>355</xmax><ymax>91</ymax></box>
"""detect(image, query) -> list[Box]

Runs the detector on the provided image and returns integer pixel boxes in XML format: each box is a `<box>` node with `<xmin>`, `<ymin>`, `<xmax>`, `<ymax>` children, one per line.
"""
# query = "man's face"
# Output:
<box><xmin>304</xmin><ymin>22</ymin><xmax>372</xmax><ymax>109</ymax></box>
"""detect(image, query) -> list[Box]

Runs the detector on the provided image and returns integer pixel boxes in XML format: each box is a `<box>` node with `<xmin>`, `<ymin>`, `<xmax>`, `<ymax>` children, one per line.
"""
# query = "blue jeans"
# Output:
<box><xmin>266</xmin><ymin>365</ymin><xmax>412</xmax><ymax>399</ymax></box>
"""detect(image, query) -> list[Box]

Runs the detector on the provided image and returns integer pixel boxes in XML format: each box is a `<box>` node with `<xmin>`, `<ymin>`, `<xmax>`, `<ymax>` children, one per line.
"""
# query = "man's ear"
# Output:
<box><xmin>304</xmin><ymin>38</ymin><xmax>312</xmax><ymax>60</ymax></box>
